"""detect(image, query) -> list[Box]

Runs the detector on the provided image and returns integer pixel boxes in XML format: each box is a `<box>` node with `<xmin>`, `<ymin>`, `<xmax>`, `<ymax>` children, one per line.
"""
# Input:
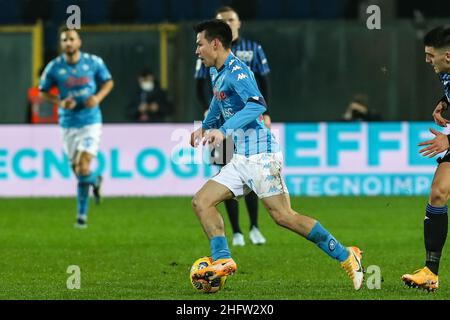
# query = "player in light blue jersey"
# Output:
<box><xmin>189</xmin><ymin>20</ymin><xmax>364</xmax><ymax>290</ymax></box>
<box><xmin>402</xmin><ymin>26</ymin><xmax>450</xmax><ymax>292</ymax></box>
<box><xmin>195</xmin><ymin>6</ymin><xmax>271</xmax><ymax>247</ymax></box>
<box><xmin>39</xmin><ymin>28</ymin><xmax>114</xmax><ymax>228</ymax></box>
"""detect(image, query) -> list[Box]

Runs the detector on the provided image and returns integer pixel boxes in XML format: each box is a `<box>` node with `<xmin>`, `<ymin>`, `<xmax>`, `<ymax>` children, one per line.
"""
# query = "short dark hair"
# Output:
<box><xmin>424</xmin><ymin>25</ymin><xmax>450</xmax><ymax>49</ymax></box>
<box><xmin>60</xmin><ymin>27</ymin><xmax>81</xmax><ymax>38</ymax></box>
<box><xmin>194</xmin><ymin>19</ymin><xmax>232</xmax><ymax>49</ymax></box>
<box><xmin>215</xmin><ymin>6</ymin><xmax>238</xmax><ymax>17</ymax></box>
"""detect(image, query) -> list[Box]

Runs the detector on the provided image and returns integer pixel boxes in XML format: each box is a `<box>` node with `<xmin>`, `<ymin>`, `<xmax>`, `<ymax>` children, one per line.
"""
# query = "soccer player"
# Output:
<box><xmin>402</xmin><ymin>25</ymin><xmax>450</xmax><ymax>292</ymax></box>
<box><xmin>195</xmin><ymin>6</ymin><xmax>271</xmax><ymax>247</ymax></box>
<box><xmin>190</xmin><ymin>20</ymin><xmax>364</xmax><ymax>290</ymax></box>
<box><xmin>39</xmin><ymin>28</ymin><xmax>114</xmax><ymax>228</ymax></box>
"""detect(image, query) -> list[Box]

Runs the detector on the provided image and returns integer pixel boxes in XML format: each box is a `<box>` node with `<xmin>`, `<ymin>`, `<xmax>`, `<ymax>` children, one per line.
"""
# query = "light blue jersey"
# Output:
<box><xmin>202</xmin><ymin>53</ymin><xmax>279</xmax><ymax>156</ymax></box>
<box><xmin>39</xmin><ymin>51</ymin><xmax>112</xmax><ymax>128</ymax></box>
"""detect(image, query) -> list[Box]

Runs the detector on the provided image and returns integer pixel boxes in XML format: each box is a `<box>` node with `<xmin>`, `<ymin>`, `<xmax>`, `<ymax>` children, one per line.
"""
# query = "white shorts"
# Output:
<box><xmin>61</xmin><ymin>123</ymin><xmax>102</xmax><ymax>163</ymax></box>
<box><xmin>211</xmin><ymin>152</ymin><xmax>289</xmax><ymax>199</ymax></box>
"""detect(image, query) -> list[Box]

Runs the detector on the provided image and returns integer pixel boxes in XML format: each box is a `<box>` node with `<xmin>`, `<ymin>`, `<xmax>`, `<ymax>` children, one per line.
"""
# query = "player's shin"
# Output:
<box><xmin>424</xmin><ymin>204</ymin><xmax>448</xmax><ymax>275</ymax></box>
<box><xmin>306</xmin><ymin>222</ymin><xmax>349</xmax><ymax>262</ymax></box>
<box><xmin>77</xmin><ymin>180</ymin><xmax>90</xmax><ymax>222</ymax></box>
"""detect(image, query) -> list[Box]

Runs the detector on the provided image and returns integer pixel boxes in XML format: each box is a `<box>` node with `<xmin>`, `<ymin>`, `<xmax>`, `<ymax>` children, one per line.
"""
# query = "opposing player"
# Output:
<box><xmin>39</xmin><ymin>28</ymin><xmax>114</xmax><ymax>228</ymax></box>
<box><xmin>402</xmin><ymin>26</ymin><xmax>450</xmax><ymax>292</ymax></box>
<box><xmin>190</xmin><ymin>20</ymin><xmax>364</xmax><ymax>290</ymax></box>
<box><xmin>195</xmin><ymin>6</ymin><xmax>271</xmax><ymax>246</ymax></box>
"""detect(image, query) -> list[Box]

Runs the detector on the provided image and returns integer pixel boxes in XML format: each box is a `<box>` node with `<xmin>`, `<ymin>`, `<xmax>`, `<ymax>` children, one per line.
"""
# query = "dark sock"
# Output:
<box><xmin>245</xmin><ymin>191</ymin><xmax>259</xmax><ymax>229</ymax></box>
<box><xmin>225</xmin><ymin>199</ymin><xmax>241</xmax><ymax>234</ymax></box>
<box><xmin>424</xmin><ymin>204</ymin><xmax>448</xmax><ymax>275</ymax></box>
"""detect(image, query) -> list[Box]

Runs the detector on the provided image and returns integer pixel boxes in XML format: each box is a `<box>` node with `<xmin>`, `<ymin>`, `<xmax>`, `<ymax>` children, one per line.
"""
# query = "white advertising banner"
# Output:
<box><xmin>0</xmin><ymin>122</ymin><xmax>445</xmax><ymax>196</ymax></box>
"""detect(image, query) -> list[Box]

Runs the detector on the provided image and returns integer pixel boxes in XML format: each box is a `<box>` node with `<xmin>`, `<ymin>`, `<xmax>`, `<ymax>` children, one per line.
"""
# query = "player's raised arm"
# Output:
<box><xmin>432</xmin><ymin>95</ymin><xmax>450</xmax><ymax>127</ymax></box>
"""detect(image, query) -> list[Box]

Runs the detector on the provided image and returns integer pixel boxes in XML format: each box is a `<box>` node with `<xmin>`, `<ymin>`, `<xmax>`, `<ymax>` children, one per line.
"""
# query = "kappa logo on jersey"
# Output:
<box><xmin>231</xmin><ymin>65</ymin><xmax>242</xmax><ymax>73</ymax></box>
<box><xmin>237</xmin><ymin>73</ymin><xmax>248</xmax><ymax>81</ymax></box>
<box><xmin>236</xmin><ymin>50</ymin><xmax>254</xmax><ymax>63</ymax></box>
<box><xmin>228</xmin><ymin>59</ymin><xmax>236</xmax><ymax>66</ymax></box>
<box><xmin>58</xmin><ymin>69</ymin><xmax>67</xmax><ymax>75</ymax></box>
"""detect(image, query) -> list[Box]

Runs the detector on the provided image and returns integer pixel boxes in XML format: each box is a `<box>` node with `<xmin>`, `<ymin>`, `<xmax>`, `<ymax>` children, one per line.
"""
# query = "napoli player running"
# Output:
<box><xmin>402</xmin><ymin>26</ymin><xmax>450</xmax><ymax>292</ymax></box>
<box><xmin>190</xmin><ymin>20</ymin><xmax>365</xmax><ymax>290</ymax></box>
<box><xmin>195</xmin><ymin>6</ymin><xmax>271</xmax><ymax>247</ymax></box>
<box><xmin>39</xmin><ymin>28</ymin><xmax>114</xmax><ymax>228</ymax></box>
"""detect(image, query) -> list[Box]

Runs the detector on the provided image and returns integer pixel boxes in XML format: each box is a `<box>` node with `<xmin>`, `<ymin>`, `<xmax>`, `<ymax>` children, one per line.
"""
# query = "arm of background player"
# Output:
<box><xmin>92</xmin><ymin>57</ymin><xmax>114</xmax><ymax>105</ymax></box>
<box><xmin>95</xmin><ymin>79</ymin><xmax>114</xmax><ymax>104</ymax></box>
<box><xmin>195</xmin><ymin>78</ymin><xmax>210</xmax><ymax>112</ymax></box>
<box><xmin>38</xmin><ymin>62</ymin><xmax>59</xmax><ymax>104</ymax></box>
<box><xmin>219</xmin><ymin>98</ymin><xmax>266</xmax><ymax>135</ymax></box>
<box><xmin>255</xmin><ymin>74</ymin><xmax>270</xmax><ymax>115</ymax></box>
<box><xmin>254</xmin><ymin>43</ymin><xmax>271</xmax><ymax>116</ymax></box>
<box><xmin>84</xmin><ymin>79</ymin><xmax>114</xmax><ymax>108</ymax></box>
<box><xmin>432</xmin><ymin>95</ymin><xmax>450</xmax><ymax>127</ymax></box>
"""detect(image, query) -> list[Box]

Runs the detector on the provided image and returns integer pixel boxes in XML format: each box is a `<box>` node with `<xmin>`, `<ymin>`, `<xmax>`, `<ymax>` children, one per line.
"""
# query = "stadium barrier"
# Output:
<box><xmin>0</xmin><ymin>122</ymin><xmax>444</xmax><ymax>197</ymax></box>
<box><xmin>0</xmin><ymin>20</ymin><xmax>43</xmax><ymax>124</ymax></box>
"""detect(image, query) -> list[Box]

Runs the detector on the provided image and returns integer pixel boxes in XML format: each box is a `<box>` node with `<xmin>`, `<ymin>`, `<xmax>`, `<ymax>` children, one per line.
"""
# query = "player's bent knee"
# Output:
<box><xmin>191</xmin><ymin>196</ymin><xmax>200</xmax><ymax>212</ymax></box>
<box><xmin>267</xmin><ymin>207</ymin><xmax>291</xmax><ymax>228</ymax></box>
<box><xmin>191</xmin><ymin>194</ymin><xmax>210</xmax><ymax>213</ymax></box>
<box><xmin>429</xmin><ymin>186</ymin><xmax>449</xmax><ymax>205</ymax></box>
<box><xmin>74</xmin><ymin>163</ymin><xmax>90</xmax><ymax>177</ymax></box>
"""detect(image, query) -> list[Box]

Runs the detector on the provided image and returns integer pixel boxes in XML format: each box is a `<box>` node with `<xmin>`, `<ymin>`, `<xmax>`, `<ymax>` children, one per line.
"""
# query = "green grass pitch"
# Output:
<box><xmin>0</xmin><ymin>196</ymin><xmax>448</xmax><ymax>300</ymax></box>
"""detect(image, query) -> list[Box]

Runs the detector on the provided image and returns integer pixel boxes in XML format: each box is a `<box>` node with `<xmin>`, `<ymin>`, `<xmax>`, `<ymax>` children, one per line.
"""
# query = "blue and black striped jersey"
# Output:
<box><xmin>439</xmin><ymin>73</ymin><xmax>450</xmax><ymax>103</ymax></box>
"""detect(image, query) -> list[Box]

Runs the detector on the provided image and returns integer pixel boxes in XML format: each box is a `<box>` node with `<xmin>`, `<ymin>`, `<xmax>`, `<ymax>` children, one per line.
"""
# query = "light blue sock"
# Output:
<box><xmin>307</xmin><ymin>222</ymin><xmax>349</xmax><ymax>262</ymax></box>
<box><xmin>77</xmin><ymin>179</ymin><xmax>90</xmax><ymax>217</ymax></box>
<box><xmin>210</xmin><ymin>236</ymin><xmax>232</xmax><ymax>261</ymax></box>
<box><xmin>78</xmin><ymin>172</ymin><xmax>98</xmax><ymax>186</ymax></box>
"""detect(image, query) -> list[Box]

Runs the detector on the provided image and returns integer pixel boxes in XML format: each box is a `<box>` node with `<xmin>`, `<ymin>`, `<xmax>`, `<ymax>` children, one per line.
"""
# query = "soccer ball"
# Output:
<box><xmin>190</xmin><ymin>256</ymin><xmax>227</xmax><ymax>293</ymax></box>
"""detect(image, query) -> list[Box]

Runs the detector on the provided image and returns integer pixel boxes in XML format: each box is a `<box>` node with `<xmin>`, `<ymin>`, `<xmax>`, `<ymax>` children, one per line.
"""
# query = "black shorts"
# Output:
<box><xmin>209</xmin><ymin>138</ymin><xmax>234</xmax><ymax>166</ymax></box>
<box><xmin>437</xmin><ymin>150</ymin><xmax>450</xmax><ymax>164</ymax></box>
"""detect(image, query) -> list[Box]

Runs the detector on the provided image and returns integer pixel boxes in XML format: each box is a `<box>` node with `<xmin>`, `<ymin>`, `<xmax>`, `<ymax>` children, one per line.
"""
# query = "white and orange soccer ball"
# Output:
<box><xmin>190</xmin><ymin>256</ymin><xmax>227</xmax><ymax>293</ymax></box>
